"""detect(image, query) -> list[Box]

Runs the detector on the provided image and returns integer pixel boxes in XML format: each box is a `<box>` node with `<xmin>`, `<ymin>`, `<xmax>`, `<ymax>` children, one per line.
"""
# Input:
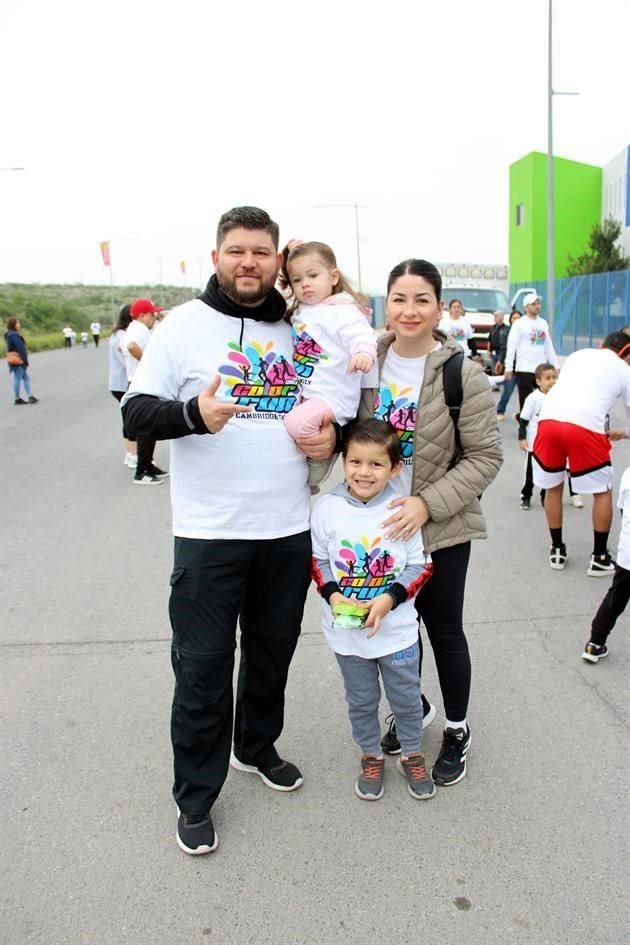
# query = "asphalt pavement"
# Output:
<box><xmin>1</xmin><ymin>344</ymin><xmax>628</xmax><ymax>945</ymax></box>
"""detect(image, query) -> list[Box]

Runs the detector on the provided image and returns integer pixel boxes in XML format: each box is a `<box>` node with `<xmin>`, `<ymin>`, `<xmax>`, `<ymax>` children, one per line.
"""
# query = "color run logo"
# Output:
<box><xmin>335</xmin><ymin>536</ymin><xmax>400</xmax><ymax>601</ymax></box>
<box><xmin>375</xmin><ymin>384</ymin><xmax>416</xmax><ymax>459</ymax></box>
<box><xmin>292</xmin><ymin>325</ymin><xmax>328</xmax><ymax>379</ymax></box>
<box><xmin>218</xmin><ymin>341</ymin><xmax>298</xmax><ymax>414</ymax></box>
<box><xmin>530</xmin><ymin>328</ymin><xmax>547</xmax><ymax>345</ymax></box>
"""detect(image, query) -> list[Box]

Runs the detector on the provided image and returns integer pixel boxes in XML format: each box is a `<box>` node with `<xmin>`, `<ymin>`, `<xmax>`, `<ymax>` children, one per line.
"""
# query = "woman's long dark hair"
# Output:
<box><xmin>113</xmin><ymin>304</ymin><xmax>132</xmax><ymax>333</ymax></box>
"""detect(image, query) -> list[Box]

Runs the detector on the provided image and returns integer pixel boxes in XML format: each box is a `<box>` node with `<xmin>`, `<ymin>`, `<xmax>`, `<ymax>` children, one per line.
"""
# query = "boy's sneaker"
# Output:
<box><xmin>582</xmin><ymin>641</ymin><xmax>609</xmax><ymax>664</ymax></box>
<box><xmin>354</xmin><ymin>755</ymin><xmax>385</xmax><ymax>800</ymax></box>
<box><xmin>570</xmin><ymin>494</ymin><xmax>584</xmax><ymax>508</ymax></box>
<box><xmin>549</xmin><ymin>544</ymin><xmax>568</xmax><ymax>570</ymax></box>
<box><xmin>432</xmin><ymin>726</ymin><xmax>471</xmax><ymax>786</ymax></box>
<box><xmin>27</xmin><ymin>396</ymin><xmax>39</xmax><ymax>403</ymax></box>
<box><xmin>397</xmin><ymin>753</ymin><xmax>436</xmax><ymax>800</ymax></box>
<box><xmin>520</xmin><ymin>496</ymin><xmax>531</xmax><ymax>510</ymax></box>
<box><xmin>587</xmin><ymin>553</ymin><xmax>615</xmax><ymax>577</ymax></box>
<box><xmin>14</xmin><ymin>397</ymin><xmax>27</xmax><ymax>405</ymax></box>
<box><xmin>380</xmin><ymin>700</ymin><xmax>437</xmax><ymax>755</ymax></box>
<box><xmin>148</xmin><ymin>463</ymin><xmax>169</xmax><ymax>478</ymax></box>
<box><xmin>176</xmin><ymin>810</ymin><xmax>218</xmax><ymax>855</ymax></box>
<box><xmin>229</xmin><ymin>753</ymin><xmax>303</xmax><ymax>791</ymax></box>
<box><xmin>133</xmin><ymin>473</ymin><xmax>164</xmax><ymax>485</ymax></box>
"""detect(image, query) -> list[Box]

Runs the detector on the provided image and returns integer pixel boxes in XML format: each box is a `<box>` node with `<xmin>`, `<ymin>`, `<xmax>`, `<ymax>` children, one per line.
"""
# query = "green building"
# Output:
<box><xmin>509</xmin><ymin>152</ymin><xmax>602</xmax><ymax>283</ymax></box>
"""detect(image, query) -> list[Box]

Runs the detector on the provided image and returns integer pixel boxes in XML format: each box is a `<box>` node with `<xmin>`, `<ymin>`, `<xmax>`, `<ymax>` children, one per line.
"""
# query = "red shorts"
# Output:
<box><xmin>533</xmin><ymin>420</ymin><xmax>611</xmax><ymax>475</ymax></box>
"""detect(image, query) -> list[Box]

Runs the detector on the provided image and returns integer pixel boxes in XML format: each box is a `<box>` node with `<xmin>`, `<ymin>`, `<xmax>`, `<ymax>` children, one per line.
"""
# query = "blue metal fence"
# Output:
<box><xmin>512</xmin><ymin>270</ymin><xmax>630</xmax><ymax>354</ymax></box>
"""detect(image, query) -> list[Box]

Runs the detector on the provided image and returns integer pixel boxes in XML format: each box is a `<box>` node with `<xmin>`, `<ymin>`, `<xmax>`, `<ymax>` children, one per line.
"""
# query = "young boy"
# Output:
<box><xmin>310</xmin><ymin>418</ymin><xmax>435</xmax><ymax>801</ymax></box>
<box><xmin>582</xmin><ymin>466</ymin><xmax>630</xmax><ymax>662</ymax></box>
<box><xmin>518</xmin><ymin>363</ymin><xmax>557</xmax><ymax>510</ymax></box>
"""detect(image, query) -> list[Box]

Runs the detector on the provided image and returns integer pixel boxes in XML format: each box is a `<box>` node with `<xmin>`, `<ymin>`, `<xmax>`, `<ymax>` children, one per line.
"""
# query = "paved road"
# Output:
<box><xmin>1</xmin><ymin>345</ymin><xmax>628</xmax><ymax>945</ymax></box>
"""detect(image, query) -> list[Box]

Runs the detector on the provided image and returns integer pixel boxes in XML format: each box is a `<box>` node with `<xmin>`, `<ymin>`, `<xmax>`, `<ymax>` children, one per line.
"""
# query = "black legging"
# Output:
<box><xmin>415</xmin><ymin>541</ymin><xmax>471</xmax><ymax>722</ymax></box>
<box><xmin>516</xmin><ymin>372</ymin><xmax>536</xmax><ymax>411</ymax></box>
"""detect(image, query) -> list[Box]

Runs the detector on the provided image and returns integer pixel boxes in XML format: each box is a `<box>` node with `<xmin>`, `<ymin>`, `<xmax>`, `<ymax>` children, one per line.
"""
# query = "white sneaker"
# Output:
<box><xmin>570</xmin><ymin>494</ymin><xmax>584</xmax><ymax>508</ymax></box>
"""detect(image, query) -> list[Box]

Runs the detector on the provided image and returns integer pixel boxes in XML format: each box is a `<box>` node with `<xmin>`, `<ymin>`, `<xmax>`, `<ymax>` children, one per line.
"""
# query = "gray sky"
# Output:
<box><xmin>1</xmin><ymin>0</ymin><xmax>628</xmax><ymax>294</ymax></box>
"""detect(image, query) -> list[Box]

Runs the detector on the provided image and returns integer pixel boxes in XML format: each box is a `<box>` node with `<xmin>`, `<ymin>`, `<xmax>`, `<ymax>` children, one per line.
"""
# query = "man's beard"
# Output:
<box><xmin>216</xmin><ymin>268</ymin><xmax>278</xmax><ymax>307</ymax></box>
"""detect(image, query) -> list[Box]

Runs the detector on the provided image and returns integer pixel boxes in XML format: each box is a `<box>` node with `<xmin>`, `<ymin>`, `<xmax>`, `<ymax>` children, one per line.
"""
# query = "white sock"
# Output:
<box><xmin>445</xmin><ymin>718</ymin><xmax>467</xmax><ymax>732</ymax></box>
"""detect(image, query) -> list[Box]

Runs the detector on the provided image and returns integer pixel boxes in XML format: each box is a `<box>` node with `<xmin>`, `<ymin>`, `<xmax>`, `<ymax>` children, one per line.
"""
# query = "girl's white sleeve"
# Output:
<box><xmin>335</xmin><ymin>306</ymin><xmax>377</xmax><ymax>359</ymax></box>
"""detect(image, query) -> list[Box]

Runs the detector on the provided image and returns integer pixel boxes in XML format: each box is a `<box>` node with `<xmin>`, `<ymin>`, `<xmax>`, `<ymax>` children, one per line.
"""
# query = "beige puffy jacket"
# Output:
<box><xmin>359</xmin><ymin>334</ymin><xmax>503</xmax><ymax>553</ymax></box>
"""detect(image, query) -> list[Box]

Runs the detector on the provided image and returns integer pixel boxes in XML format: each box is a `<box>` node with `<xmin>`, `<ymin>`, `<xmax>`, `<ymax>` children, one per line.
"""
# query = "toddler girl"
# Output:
<box><xmin>281</xmin><ymin>240</ymin><xmax>377</xmax><ymax>485</ymax></box>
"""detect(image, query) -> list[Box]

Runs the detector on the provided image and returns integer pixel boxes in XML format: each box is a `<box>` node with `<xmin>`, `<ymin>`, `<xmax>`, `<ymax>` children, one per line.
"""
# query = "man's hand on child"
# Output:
<box><xmin>363</xmin><ymin>595</ymin><xmax>394</xmax><ymax>638</ymax></box>
<box><xmin>382</xmin><ymin>496</ymin><xmax>429</xmax><ymax>540</ymax></box>
<box><xmin>349</xmin><ymin>353</ymin><xmax>373</xmax><ymax>373</ymax></box>
<box><xmin>198</xmin><ymin>374</ymin><xmax>253</xmax><ymax>432</ymax></box>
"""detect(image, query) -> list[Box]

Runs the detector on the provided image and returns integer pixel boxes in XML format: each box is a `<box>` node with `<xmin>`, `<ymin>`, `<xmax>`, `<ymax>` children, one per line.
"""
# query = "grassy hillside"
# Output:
<box><xmin>0</xmin><ymin>282</ymin><xmax>201</xmax><ymax>353</ymax></box>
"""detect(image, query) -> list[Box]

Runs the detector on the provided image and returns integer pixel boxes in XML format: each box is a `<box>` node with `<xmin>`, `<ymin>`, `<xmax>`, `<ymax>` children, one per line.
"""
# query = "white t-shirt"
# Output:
<box><xmin>616</xmin><ymin>468</ymin><xmax>630</xmax><ymax>570</ymax></box>
<box><xmin>311</xmin><ymin>488</ymin><xmax>427</xmax><ymax>658</ymax></box>
<box><xmin>90</xmin><ymin>322</ymin><xmax>101</xmax><ymax>335</ymax></box>
<box><xmin>538</xmin><ymin>348</ymin><xmax>630</xmax><ymax>434</ymax></box>
<box><xmin>438</xmin><ymin>315</ymin><xmax>473</xmax><ymax>356</ymax></box>
<box><xmin>124</xmin><ymin>298</ymin><xmax>310</xmax><ymax>540</ymax></box>
<box><xmin>291</xmin><ymin>296</ymin><xmax>376</xmax><ymax>426</ymax></box>
<box><xmin>62</xmin><ymin>326</ymin><xmax>72</xmax><ymax>339</ymax></box>
<box><xmin>108</xmin><ymin>329</ymin><xmax>127</xmax><ymax>391</ymax></box>
<box><xmin>124</xmin><ymin>320</ymin><xmax>151</xmax><ymax>382</ymax></box>
<box><xmin>374</xmin><ymin>347</ymin><xmax>435</xmax><ymax>496</ymax></box>
<box><xmin>505</xmin><ymin>315</ymin><xmax>558</xmax><ymax>374</ymax></box>
<box><xmin>520</xmin><ymin>388</ymin><xmax>547</xmax><ymax>450</ymax></box>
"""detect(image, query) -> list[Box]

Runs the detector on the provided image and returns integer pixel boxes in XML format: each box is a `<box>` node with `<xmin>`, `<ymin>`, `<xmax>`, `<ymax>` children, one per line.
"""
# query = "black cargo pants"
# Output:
<box><xmin>169</xmin><ymin>531</ymin><xmax>311</xmax><ymax>814</ymax></box>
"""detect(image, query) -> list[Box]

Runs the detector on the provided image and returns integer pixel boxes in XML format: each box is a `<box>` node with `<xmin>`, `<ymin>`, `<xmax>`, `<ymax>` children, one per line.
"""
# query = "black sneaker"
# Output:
<box><xmin>355</xmin><ymin>755</ymin><xmax>385</xmax><ymax>800</ymax></box>
<box><xmin>176</xmin><ymin>810</ymin><xmax>218</xmax><ymax>855</ymax></box>
<box><xmin>432</xmin><ymin>726</ymin><xmax>471</xmax><ymax>786</ymax></box>
<box><xmin>133</xmin><ymin>473</ymin><xmax>164</xmax><ymax>485</ymax></box>
<box><xmin>148</xmin><ymin>463</ymin><xmax>169</xmax><ymax>478</ymax></box>
<box><xmin>380</xmin><ymin>699</ymin><xmax>437</xmax><ymax>755</ymax></box>
<box><xmin>587</xmin><ymin>553</ymin><xmax>615</xmax><ymax>577</ymax></box>
<box><xmin>229</xmin><ymin>753</ymin><xmax>303</xmax><ymax>791</ymax></box>
<box><xmin>520</xmin><ymin>496</ymin><xmax>531</xmax><ymax>510</ymax></box>
<box><xmin>27</xmin><ymin>396</ymin><xmax>39</xmax><ymax>403</ymax></box>
<box><xmin>549</xmin><ymin>544</ymin><xmax>568</xmax><ymax>570</ymax></box>
<box><xmin>14</xmin><ymin>397</ymin><xmax>27</xmax><ymax>405</ymax></box>
<box><xmin>582</xmin><ymin>642</ymin><xmax>609</xmax><ymax>664</ymax></box>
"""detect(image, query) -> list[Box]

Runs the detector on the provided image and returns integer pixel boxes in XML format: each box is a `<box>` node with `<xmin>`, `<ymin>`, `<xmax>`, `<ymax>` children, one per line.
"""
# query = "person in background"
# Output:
<box><xmin>90</xmin><ymin>320</ymin><xmax>102</xmax><ymax>348</ymax></box>
<box><xmin>5</xmin><ymin>317</ymin><xmax>38</xmax><ymax>405</ymax></box>
<box><xmin>438</xmin><ymin>299</ymin><xmax>476</xmax><ymax>358</ymax></box>
<box><xmin>124</xmin><ymin>298</ymin><xmax>168</xmax><ymax>485</ymax></box>
<box><xmin>488</xmin><ymin>311</ymin><xmax>509</xmax><ymax>375</ymax></box>
<box><xmin>62</xmin><ymin>324</ymin><xmax>73</xmax><ymax>349</ymax></box>
<box><xmin>518</xmin><ymin>362</ymin><xmax>557</xmax><ymax>509</ymax></box>
<box><xmin>108</xmin><ymin>304</ymin><xmax>137</xmax><ymax>468</ymax></box>
<box><xmin>80</xmin><ymin>331</ymin><xmax>88</xmax><ymax>349</ymax></box>
<box><xmin>582</xmin><ymin>465</ymin><xmax>630</xmax><ymax>663</ymax></box>
<box><xmin>532</xmin><ymin>331</ymin><xmax>630</xmax><ymax>574</ymax></box>
<box><xmin>504</xmin><ymin>293</ymin><xmax>558</xmax><ymax>413</ymax></box>
<box><xmin>496</xmin><ymin>310</ymin><xmax>521</xmax><ymax>419</ymax></box>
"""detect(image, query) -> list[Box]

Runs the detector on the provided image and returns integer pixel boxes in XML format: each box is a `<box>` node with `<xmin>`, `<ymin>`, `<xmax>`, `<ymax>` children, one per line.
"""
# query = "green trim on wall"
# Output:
<box><xmin>509</xmin><ymin>152</ymin><xmax>602</xmax><ymax>282</ymax></box>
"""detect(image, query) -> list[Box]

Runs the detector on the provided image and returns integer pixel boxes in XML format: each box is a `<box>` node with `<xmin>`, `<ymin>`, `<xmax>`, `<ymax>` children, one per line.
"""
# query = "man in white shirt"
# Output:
<box><xmin>122</xmin><ymin>207</ymin><xmax>316</xmax><ymax>856</ymax></box>
<box><xmin>532</xmin><ymin>331</ymin><xmax>630</xmax><ymax>575</ymax></box>
<box><xmin>89</xmin><ymin>320</ymin><xmax>102</xmax><ymax>348</ymax></box>
<box><xmin>124</xmin><ymin>299</ymin><xmax>166</xmax><ymax>484</ymax></box>
<box><xmin>504</xmin><ymin>293</ymin><xmax>558</xmax><ymax>412</ymax></box>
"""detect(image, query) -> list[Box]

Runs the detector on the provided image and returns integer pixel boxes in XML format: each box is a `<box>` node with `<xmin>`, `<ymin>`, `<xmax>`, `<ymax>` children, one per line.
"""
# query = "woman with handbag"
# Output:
<box><xmin>5</xmin><ymin>317</ymin><xmax>38</xmax><ymax>405</ymax></box>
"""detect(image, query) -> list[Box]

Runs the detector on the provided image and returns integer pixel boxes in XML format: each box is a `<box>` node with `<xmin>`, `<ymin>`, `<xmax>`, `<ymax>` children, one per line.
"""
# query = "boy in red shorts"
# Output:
<box><xmin>532</xmin><ymin>332</ymin><xmax>630</xmax><ymax>574</ymax></box>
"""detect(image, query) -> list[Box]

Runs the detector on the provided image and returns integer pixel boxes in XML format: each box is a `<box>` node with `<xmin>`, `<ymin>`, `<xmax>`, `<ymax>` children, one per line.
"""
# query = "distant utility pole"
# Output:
<box><xmin>315</xmin><ymin>202</ymin><xmax>366</xmax><ymax>292</ymax></box>
<box><xmin>547</xmin><ymin>0</ymin><xmax>579</xmax><ymax>334</ymax></box>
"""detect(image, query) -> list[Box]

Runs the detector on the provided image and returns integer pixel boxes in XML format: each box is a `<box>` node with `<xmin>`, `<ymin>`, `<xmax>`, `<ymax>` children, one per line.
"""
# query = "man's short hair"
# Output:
<box><xmin>603</xmin><ymin>330</ymin><xmax>630</xmax><ymax>355</ymax></box>
<box><xmin>342</xmin><ymin>418</ymin><xmax>401</xmax><ymax>467</ymax></box>
<box><xmin>216</xmin><ymin>206</ymin><xmax>280</xmax><ymax>250</ymax></box>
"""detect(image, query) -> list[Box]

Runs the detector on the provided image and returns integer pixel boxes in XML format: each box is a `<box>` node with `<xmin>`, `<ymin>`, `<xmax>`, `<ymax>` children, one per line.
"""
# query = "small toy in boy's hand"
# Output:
<box><xmin>331</xmin><ymin>601</ymin><xmax>369</xmax><ymax>630</ymax></box>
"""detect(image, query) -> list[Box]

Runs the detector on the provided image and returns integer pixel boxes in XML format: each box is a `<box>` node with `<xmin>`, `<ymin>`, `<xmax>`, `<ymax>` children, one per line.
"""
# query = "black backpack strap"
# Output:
<box><xmin>442</xmin><ymin>351</ymin><xmax>464</xmax><ymax>470</ymax></box>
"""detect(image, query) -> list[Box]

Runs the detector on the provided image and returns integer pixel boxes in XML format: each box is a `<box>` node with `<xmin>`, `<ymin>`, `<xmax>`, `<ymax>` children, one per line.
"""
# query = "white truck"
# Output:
<box><xmin>437</xmin><ymin>262</ymin><xmax>533</xmax><ymax>351</ymax></box>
